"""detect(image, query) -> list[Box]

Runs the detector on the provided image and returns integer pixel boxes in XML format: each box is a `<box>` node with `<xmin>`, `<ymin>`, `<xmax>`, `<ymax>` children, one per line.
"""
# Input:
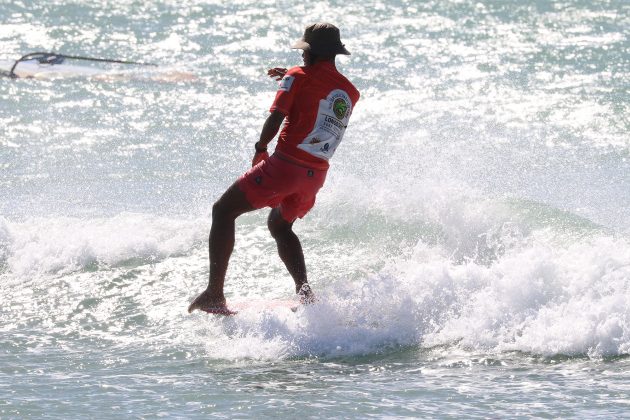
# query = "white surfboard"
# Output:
<box><xmin>200</xmin><ymin>299</ymin><xmax>299</xmax><ymax>316</ymax></box>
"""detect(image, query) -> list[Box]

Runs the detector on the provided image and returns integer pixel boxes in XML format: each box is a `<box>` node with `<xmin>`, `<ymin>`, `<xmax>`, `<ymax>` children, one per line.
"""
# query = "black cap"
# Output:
<box><xmin>292</xmin><ymin>23</ymin><xmax>350</xmax><ymax>56</ymax></box>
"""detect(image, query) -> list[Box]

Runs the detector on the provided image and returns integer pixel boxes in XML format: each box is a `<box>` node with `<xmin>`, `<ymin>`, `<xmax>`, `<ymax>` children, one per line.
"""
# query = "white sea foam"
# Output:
<box><xmin>177</xmin><ymin>165</ymin><xmax>628</xmax><ymax>360</ymax></box>
<box><xmin>3</xmin><ymin>172</ymin><xmax>626</xmax><ymax>361</ymax></box>
<box><xmin>0</xmin><ymin>214</ymin><xmax>206</xmax><ymax>276</ymax></box>
<box><xmin>194</xmin><ymin>229</ymin><xmax>630</xmax><ymax>360</ymax></box>
<box><xmin>4</xmin><ymin>174</ymin><xmax>626</xmax><ymax>361</ymax></box>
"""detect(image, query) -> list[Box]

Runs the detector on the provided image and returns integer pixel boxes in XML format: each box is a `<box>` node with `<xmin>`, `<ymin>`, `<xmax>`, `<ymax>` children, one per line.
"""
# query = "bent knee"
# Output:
<box><xmin>268</xmin><ymin>214</ymin><xmax>292</xmax><ymax>238</ymax></box>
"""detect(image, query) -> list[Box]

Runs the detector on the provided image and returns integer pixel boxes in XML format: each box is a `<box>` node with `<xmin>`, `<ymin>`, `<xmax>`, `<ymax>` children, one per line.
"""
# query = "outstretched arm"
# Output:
<box><xmin>252</xmin><ymin>110</ymin><xmax>285</xmax><ymax>166</ymax></box>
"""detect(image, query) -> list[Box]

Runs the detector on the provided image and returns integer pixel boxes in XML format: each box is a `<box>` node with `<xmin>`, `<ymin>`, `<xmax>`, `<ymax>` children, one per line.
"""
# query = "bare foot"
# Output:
<box><xmin>187</xmin><ymin>290</ymin><xmax>227</xmax><ymax>313</ymax></box>
<box><xmin>297</xmin><ymin>283</ymin><xmax>316</xmax><ymax>305</ymax></box>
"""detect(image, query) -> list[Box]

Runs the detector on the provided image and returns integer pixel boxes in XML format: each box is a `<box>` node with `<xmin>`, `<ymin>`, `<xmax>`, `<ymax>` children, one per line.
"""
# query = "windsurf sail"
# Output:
<box><xmin>0</xmin><ymin>52</ymin><xmax>157</xmax><ymax>79</ymax></box>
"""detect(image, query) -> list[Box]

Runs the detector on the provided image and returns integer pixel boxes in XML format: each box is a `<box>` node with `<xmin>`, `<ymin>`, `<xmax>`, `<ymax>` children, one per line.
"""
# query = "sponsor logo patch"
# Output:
<box><xmin>333</xmin><ymin>97</ymin><xmax>348</xmax><ymax>119</ymax></box>
<box><xmin>279</xmin><ymin>75</ymin><xmax>295</xmax><ymax>92</ymax></box>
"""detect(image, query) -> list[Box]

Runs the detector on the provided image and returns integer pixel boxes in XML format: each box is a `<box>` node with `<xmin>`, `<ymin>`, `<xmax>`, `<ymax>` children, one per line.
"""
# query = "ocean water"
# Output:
<box><xmin>1</xmin><ymin>0</ymin><xmax>629</xmax><ymax>418</ymax></box>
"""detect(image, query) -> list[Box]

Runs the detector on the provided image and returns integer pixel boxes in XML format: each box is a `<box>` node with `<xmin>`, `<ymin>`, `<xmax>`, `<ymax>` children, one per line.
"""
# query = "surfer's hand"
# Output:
<box><xmin>267</xmin><ymin>67</ymin><xmax>288</xmax><ymax>81</ymax></box>
<box><xmin>252</xmin><ymin>151</ymin><xmax>269</xmax><ymax>167</ymax></box>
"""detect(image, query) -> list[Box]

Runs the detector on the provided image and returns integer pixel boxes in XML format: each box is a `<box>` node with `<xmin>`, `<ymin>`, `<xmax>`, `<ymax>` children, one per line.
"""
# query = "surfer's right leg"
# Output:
<box><xmin>267</xmin><ymin>207</ymin><xmax>308</xmax><ymax>292</ymax></box>
<box><xmin>188</xmin><ymin>182</ymin><xmax>254</xmax><ymax>313</ymax></box>
<box><xmin>267</xmin><ymin>208</ymin><xmax>316</xmax><ymax>304</ymax></box>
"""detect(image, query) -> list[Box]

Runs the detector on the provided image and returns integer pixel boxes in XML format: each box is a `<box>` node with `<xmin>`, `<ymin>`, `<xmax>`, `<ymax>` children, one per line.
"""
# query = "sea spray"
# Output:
<box><xmin>1</xmin><ymin>214</ymin><xmax>206</xmax><ymax>275</ymax></box>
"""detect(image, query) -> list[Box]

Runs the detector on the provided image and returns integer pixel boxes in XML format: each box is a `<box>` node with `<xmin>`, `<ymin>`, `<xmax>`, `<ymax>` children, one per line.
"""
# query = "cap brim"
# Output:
<box><xmin>337</xmin><ymin>45</ymin><xmax>351</xmax><ymax>55</ymax></box>
<box><xmin>291</xmin><ymin>40</ymin><xmax>310</xmax><ymax>50</ymax></box>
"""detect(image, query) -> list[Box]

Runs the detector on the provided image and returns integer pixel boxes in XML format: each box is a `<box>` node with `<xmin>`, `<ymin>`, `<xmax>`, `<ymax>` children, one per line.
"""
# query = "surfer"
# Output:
<box><xmin>188</xmin><ymin>23</ymin><xmax>360</xmax><ymax>314</ymax></box>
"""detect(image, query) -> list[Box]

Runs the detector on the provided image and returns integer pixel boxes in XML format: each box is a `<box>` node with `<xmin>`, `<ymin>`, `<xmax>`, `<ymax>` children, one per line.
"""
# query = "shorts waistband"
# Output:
<box><xmin>272</xmin><ymin>151</ymin><xmax>328</xmax><ymax>172</ymax></box>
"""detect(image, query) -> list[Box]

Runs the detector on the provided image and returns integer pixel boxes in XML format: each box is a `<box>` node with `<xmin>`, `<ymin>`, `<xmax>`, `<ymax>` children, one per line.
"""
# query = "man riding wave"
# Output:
<box><xmin>188</xmin><ymin>23</ymin><xmax>360</xmax><ymax>314</ymax></box>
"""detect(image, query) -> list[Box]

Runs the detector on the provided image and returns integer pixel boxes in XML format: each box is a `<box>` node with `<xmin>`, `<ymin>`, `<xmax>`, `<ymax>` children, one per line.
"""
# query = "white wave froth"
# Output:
<box><xmin>414</xmin><ymin>235</ymin><xmax>630</xmax><ymax>357</ymax></box>
<box><xmin>198</xmin><ymin>233</ymin><xmax>629</xmax><ymax>361</ymax></box>
<box><xmin>0</xmin><ymin>214</ymin><xmax>206</xmax><ymax>276</ymax></box>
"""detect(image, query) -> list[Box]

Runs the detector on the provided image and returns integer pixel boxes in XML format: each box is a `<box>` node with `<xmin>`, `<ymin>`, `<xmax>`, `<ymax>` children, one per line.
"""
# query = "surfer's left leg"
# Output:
<box><xmin>188</xmin><ymin>182</ymin><xmax>254</xmax><ymax>313</ymax></box>
<box><xmin>267</xmin><ymin>208</ymin><xmax>310</xmax><ymax>294</ymax></box>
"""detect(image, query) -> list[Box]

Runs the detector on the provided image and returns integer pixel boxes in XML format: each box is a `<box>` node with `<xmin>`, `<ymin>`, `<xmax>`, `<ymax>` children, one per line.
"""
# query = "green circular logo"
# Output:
<box><xmin>333</xmin><ymin>98</ymin><xmax>348</xmax><ymax>120</ymax></box>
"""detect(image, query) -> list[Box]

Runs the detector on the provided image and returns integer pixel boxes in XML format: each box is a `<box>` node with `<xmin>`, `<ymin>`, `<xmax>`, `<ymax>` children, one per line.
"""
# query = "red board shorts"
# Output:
<box><xmin>238</xmin><ymin>154</ymin><xmax>327</xmax><ymax>222</ymax></box>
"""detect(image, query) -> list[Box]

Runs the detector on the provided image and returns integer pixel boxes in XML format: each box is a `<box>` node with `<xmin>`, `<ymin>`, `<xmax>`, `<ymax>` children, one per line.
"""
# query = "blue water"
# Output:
<box><xmin>1</xmin><ymin>0</ymin><xmax>629</xmax><ymax>418</ymax></box>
